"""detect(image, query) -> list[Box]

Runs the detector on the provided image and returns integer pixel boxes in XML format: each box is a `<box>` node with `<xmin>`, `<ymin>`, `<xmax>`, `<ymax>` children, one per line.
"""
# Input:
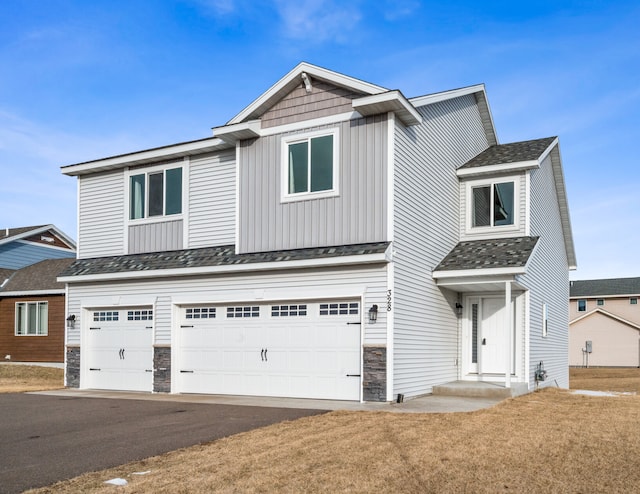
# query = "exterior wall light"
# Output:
<box><xmin>455</xmin><ymin>302</ymin><xmax>463</xmax><ymax>316</ymax></box>
<box><xmin>66</xmin><ymin>314</ymin><xmax>76</xmax><ymax>329</ymax></box>
<box><xmin>368</xmin><ymin>304</ymin><xmax>378</xmax><ymax>323</ymax></box>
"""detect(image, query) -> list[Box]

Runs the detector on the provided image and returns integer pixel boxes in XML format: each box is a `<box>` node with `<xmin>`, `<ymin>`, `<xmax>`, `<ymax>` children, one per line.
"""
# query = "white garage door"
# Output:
<box><xmin>84</xmin><ymin>308</ymin><xmax>153</xmax><ymax>392</ymax></box>
<box><xmin>177</xmin><ymin>300</ymin><xmax>361</xmax><ymax>401</ymax></box>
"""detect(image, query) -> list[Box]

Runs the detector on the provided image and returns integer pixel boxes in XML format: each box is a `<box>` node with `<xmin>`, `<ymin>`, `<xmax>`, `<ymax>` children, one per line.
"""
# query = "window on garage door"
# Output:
<box><xmin>271</xmin><ymin>304</ymin><xmax>308</xmax><ymax>317</ymax></box>
<box><xmin>319</xmin><ymin>302</ymin><xmax>359</xmax><ymax>316</ymax></box>
<box><xmin>226</xmin><ymin>306</ymin><xmax>260</xmax><ymax>318</ymax></box>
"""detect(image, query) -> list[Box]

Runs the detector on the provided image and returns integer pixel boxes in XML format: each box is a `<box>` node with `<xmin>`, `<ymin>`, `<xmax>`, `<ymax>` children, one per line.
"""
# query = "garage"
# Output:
<box><xmin>83</xmin><ymin>308</ymin><xmax>154</xmax><ymax>392</ymax></box>
<box><xmin>176</xmin><ymin>300</ymin><xmax>362</xmax><ymax>400</ymax></box>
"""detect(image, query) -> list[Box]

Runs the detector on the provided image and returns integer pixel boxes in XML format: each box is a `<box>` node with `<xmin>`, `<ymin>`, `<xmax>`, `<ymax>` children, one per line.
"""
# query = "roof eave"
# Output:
<box><xmin>352</xmin><ymin>90</ymin><xmax>422</xmax><ymax>126</ymax></box>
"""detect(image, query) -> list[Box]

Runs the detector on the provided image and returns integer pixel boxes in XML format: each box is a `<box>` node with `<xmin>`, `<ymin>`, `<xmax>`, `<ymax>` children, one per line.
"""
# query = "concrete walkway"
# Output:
<box><xmin>35</xmin><ymin>388</ymin><xmax>504</xmax><ymax>413</ymax></box>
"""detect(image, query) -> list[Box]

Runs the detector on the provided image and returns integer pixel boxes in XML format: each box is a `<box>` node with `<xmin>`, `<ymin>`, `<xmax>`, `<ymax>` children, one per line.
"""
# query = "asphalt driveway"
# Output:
<box><xmin>0</xmin><ymin>393</ymin><xmax>324</xmax><ymax>493</ymax></box>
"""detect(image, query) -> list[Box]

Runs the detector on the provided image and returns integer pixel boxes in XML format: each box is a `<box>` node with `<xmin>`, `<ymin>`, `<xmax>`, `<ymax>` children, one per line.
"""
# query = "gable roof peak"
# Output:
<box><xmin>228</xmin><ymin>62</ymin><xmax>388</xmax><ymax>125</ymax></box>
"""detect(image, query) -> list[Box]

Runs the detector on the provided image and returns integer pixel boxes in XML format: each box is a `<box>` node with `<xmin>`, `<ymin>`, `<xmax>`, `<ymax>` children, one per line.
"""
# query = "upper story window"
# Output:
<box><xmin>281</xmin><ymin>129</ymin><xmax>339</xmax><ymax>202</ymax></box>
<box><xmin>631</xmin><ymin>298</ymin><xmax>638</xmax><ymax>305</ymax></box>
<box><xmin>596</xmin><ymin>299</ymin><xmax>604</xmax><ymax>306</ymax></box>
<box><xmin>471</xmin><ymin>181</ymin><xmax>515</xmax><ymax>228</ymax></box>
<box><xmin>577</xmin><ymin>300</ymin><xmax>586</xmax><ymax>312</ymax></box>
<box><xmin>129</xmin><ymin>167</ymin><xmax>182</xmax><ymax>220</ymax></box>
<box><xmin>15</xmin><ymin>302</ymin><xmax>48</xmax><ymax>336</ymax></box>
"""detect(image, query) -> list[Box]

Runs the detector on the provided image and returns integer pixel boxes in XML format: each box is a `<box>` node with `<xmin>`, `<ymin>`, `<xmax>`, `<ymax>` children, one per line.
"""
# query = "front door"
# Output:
<box><xmin>465</xmin><ymin>296</ymin><xmax>515</xmax><ymax>376</ymax></box>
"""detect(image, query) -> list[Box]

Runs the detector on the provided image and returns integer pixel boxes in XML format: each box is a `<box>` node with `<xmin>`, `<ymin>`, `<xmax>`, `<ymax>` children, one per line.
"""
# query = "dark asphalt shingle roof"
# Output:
<box><xmin>0</xmin><ymin>258</ymin><xmax>75</xmax><ymax>293</ymax></box>
<box><xmin>570</xmin><ymin>278</ymin><xmax>640</xmax><ymax>297</ymax></box>
<box><xmin>459</xmin><ymin>137</ymin><xmax>556</xmax><ymax>170</ymax></box>
<box><xmin>59</xmin><ymin>242</ymin><xmax>390</xmax><ymax>278</ymax></box>
<box><xmin>435</xmin><ymin>236</ymin><xmax>539</xmax><ymax>272</ymax></box>
<box><xmin>0</xmin><ymin>225</ymin><xmax>47</xmax><ymax>241</ymax></box>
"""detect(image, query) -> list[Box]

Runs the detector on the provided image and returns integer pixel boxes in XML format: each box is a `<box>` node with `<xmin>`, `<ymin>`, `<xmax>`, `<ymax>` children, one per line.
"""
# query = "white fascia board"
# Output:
<box><xmin>0</xmin><ymin>289</ymin><xmax>65</xmax><ymax>297</ymax></box>
<box><xmin>79</xmin><ymin>296</ymin><xmax>157</xmax><ymax>309</ymax></box>
<box><xmin>15</xmin><ymin>239</ymin><xmax>76</xmax><ymax>254</ymax></box>
<box><xmin>0</xmin><ymin>224</ymin><xmax>52</xmax><ymax>246</ymax></box>
<box><xmin>212</xmin><ymin>120</ymin><xmax>261</xmax><ymax>143</ymax></box>
<box><xmin>456</xmin><ymin>160</ymin><xmax>540</xmax><ymax>178</ymax></box>
<box><xmin>228</xmin><ymin>62</ymin><xmax>387</xmax><ymax>125</ymax></box>
<box><xmin>61</xmin><ymin>138</ymin><xmax>231</xmax><ymax>176</ymax></box>
<box><xmin>433</xmin><ymin>266</ymin><xmax>527</xmax><ymax>280</ymax></box>
<box><xmin>260</xmin><ymin>111</ymin><xmax>360</xmax><ymax>137</ymax></box>
<box><xmin>569</xmin><ymin>293</ymin><xmax>640</xmax><ymax>300</ymax></box>
<box><xmin>352</xmin><ymin>91</ymin><xmax>422</xmax><ymax>126</ymax></box>
<box><xmin>409</xmin><ymin>84</ymin><xmax>486</xmax><ymax>107</ymax></box>
<box><xmin>58</xmin><ymin>252</ymin><xmax>388</xmax><ymax>284</ymax></box>
<box><xmin>548</xmin><ymin>143</ymin><xmax>577</xmax><ymax>270</ymax></box>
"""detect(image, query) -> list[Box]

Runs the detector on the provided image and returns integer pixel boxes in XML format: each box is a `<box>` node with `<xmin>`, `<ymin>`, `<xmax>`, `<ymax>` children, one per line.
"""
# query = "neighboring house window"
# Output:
<box><xmin>282</xmin><ymin>129</ymin><xmax>339</xmax><ymax>201</ymax></box>
<box><xmin>596</xmin><ymin>299</ymin><xmax>604</xmax><ymax>306</ymax></box>
<box><xmin>577</xmin><ymin>300</ymin><xmax>586</xmax><ymax>312</ymax></box>
<box><xmin>542</xmin><ymin>303</ymin><xmax>548</xmax><ymax>338</ymax></box>
<box><xmin>15</xmin><ymin>302</ymin><xmax>48</xmax><ymax>336</ymax></box>
<box><xmin>631</xmin><ymin>298</ymin><xmax>638</xmax><ymax>305</ymax></box>
<box><xmin>130</xmin><ymin>167</ymin><xmax>182</xmax><ymax>219</ymax></box>
<box><xmin>471</xmin><ymin>181</ymin><xmax>515</xmax><ymax>227</ymax></box>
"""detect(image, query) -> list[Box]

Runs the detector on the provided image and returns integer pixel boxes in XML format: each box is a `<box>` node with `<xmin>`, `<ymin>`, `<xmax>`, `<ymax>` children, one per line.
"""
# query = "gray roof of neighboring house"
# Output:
<box><xmin>459</xmin><ymin>137</ymin><xmax>557</xmax><ymax>169</ymax></box>
<box><xmin>570</xmin><ymin>278</ymin><xmax>640</xmax><ymax>298</ymax></box>
<box><xmin>0</xmin><ymin>268</ymin><xmax>16</xmax><ymax>284</ymax></box>
<box><xmin>435</xmin><ymin>237</ymin><xmax>539</xmax><ymax>272</ymax></box>
<box><xmin>59</xmin><ymin>242</ymin><xmax>391</xmax><ymax>278</ymax></box>
<box><xmin>0</xmin><ymin>225</ymin><xmax>47</xmax><ymax>241</ymax></box>
<box><xmin>0</xmin><ymin>258</ymin><xmax>76</xmax><ymax>293</ymax></box>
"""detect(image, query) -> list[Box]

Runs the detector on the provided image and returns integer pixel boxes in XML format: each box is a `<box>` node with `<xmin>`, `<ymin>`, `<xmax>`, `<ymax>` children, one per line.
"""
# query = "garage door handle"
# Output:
<box><xmin>90</xmin><ymin>327</ymin><xmax>101</xmax><ymax>330</ymax></box>
<box><xmin>346</xmin><ymin>322</ymin><xmax>361</xmax><ymax>325</ymax></box>
<box><xmin>145</xmin><ymin>369</ymin><xmax>153</xmax><ymax>373</ymax></box>
<box><xmin>346</xmin><ymin>374</ymin><xmax>361</xmax><ymax>377</ymax></box>
<box><xmin>181</xmin><ymin>325</ymin><xmax>194</xmax><ymax>328</ymax></box>
<box><xmin>260</xmin><ymin>348</ymin><xmax>265</xmax><ymax>361</ymax></box>
<box><xmin>180</xmin><ymin>370</ymin><xmax>194</xmax><ymax>373</ymax></box>
<box><xmin>264</xmin><ymin>348</ymin><xmax>268</xmax><ymax>361</ymax></box>
<box><xmin>89</xmin><ymin>368</ymin><xmax>101</xmax><ymax>371</ymax></box>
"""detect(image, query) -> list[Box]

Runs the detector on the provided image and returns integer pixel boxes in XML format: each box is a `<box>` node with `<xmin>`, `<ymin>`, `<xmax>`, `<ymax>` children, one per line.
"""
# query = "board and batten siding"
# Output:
<box><xmin>128</xmin><ymin>220</ymin><xmax>183</xmax><ymax>254</ymax></box>
<box><xmin>519</xmin><ymin>150</ymin><xmax>570</xmax><ymax>388</ymax></box>
<box><xmin>78</xmin><ymin>170</ymin><xmax>125</xmax><ymax>259</ymax></box>
<box><xmin>392</xmin><ymin>94</ymin><xmax>490</xmax><ymax>398</ymax></box>
<box><xmin>238</xmin><ymin>116</ymin><xmax>388</xmax><ymax>254</ymax></box>
<box><xmin>65</xmin><ymin>264</ymin><xmax>389</xmax><ymax>347</ymax></box>
<box><xmin>188</xmin><ymin>150</ymin><xmax>236</xmax><ymax>248</ymax></box>
<box><xmin>459</xmin><ymin>171</ymin><xmax>528</xmax><ymax>241</ymax></box>
<box><xmin>261</xmin><ymin>81</ymin><xmax>364</xmax><ymax>129</ymax></box>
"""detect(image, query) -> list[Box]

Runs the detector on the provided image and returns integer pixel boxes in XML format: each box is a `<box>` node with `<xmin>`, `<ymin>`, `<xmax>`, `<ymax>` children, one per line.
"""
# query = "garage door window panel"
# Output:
<box><xmin>271</xmin><ymin>304</ymin><xmax>308</xmax><ymax>317</ymax></box>
<box><xmin>319</xmin><ymin>302</ymin><xmax>359</xmax><ymax>316</ymax></box>
<box><xmin>227</xmin><ymin>306</ymin><xmax>260</xmax><ymax>318</ymax></box>
<box><xmin>128</xmin><ymin>309</ymin><xmax>153</xmax><ymax>321</ymax></box>
<box><xmin>93</xmin><ymin>311</ymin><xmax>119</xmax><ymax>322</ymax></box>
<box><xmin>185</xmin><ymin>307</ymin><xmax>216</xmax><ymax>319</ymax></box>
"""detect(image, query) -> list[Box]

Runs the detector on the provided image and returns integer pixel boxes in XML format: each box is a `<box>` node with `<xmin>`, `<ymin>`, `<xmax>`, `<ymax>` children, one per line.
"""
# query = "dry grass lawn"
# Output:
<box><xmin>27</xmin><ymin>368</ymin><xmax>640</xmax><ymax>493</ymax></box>
<box><xmin>0</xmin><ymin>364</ymin><xmax>64</xmax><ymax>393</ymax></box>
<box><xmin>570</xmin><ymin>366</ymin><xmax>640</xmax><ymax>393</ymax></box>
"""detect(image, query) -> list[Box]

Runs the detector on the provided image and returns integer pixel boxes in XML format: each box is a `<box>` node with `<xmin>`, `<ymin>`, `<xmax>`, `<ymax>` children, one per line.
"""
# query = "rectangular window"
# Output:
<box><xmin>127</xmin><ymin>309</ymin><xmax>153</xmax><ymax>321</ymax></box>
<box><xmin>93</xmin><ymin>311</ymin><xmax>119</xmax><ymax>322</ymax></box>
<box><xmin>577</xmin><ymin>300</ymin><xmax>586</xmax><ymax>312</ymax></box>
<box><xmin>596</xmin><ymin>299</ymin><xmax>604</xmax><ymax>306</ymax></box>
<box><xmin>185</xmin><ymin>307</ymin><xmax>216</xmax><ymax>319</ymax></box>
<box><xmin>271</xmin><ymin>304</ymin><xmax>308</xmax><ymax>317</ymax></box>
<box><xmin>471</xmin><ymin>181</ymin><xmax>515</xmax><ymax>228</ymax></box>
<box><xmin>319</xmin><ymin>302</ymin><xmax>359</xmax><ymax>316</ymax></box>
<box><xmin>283</xmin><ymin>130</ymin><xmax>338</xmax><ymax>200</ymax></box>
<box><xmin>129</xmin><ymin>167</ymin><xmax>182</xmax><ymax>220</ymax></box>
<box><xmin>631</xmin><ymin>298</ymin><xmax>638</xmax><ymax>305</ymax></box>
<box><xmin>542</xmin><ymin>303</ymin><xmax>548</xmax><ymax>337</ymax></box>
<box><xmin>15</xmin><ymin>302</ymin><xmax>48</xmax><ymax>336</ymax></box>
<box><xmin>227</xmin><ymin>306</ymin><xmax>260</xmax><ymax>318</ymax></box>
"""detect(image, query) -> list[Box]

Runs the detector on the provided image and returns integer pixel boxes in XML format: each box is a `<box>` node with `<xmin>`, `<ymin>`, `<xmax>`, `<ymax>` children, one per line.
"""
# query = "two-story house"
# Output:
<box><xmin>569</xmin><ymin>278</ymin><xmax>640</xmax><ymax>367</ymax></box>
<box><xmin>59</xmin><ymin>63</ymin><xmax>576</xmax><ymax>401</ymax></box>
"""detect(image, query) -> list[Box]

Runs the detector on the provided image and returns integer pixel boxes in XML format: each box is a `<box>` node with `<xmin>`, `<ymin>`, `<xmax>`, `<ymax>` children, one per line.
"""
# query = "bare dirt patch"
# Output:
<box><xmin>0</xmin><ymin>364</ymin><xmax>64</xmax><ymax>393</ymax></box>
<box><xmin>27</xmin><ymin>387</ymin><xmax>640</xmax><ymax>494</ymax></box>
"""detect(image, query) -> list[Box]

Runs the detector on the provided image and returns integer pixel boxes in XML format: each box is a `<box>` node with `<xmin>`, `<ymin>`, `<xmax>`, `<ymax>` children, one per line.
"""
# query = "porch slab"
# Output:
<box><xmin>432</xmin><ymin>381</ymin><xmax>530</xmax><ymax>399</ymax></box>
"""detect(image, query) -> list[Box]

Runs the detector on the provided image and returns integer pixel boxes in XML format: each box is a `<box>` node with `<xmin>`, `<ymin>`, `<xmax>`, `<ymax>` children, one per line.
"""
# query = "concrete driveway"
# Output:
<box><xmin>0</xmin><ymin>393</ymin><xmax>324</xmax><ymax>494</ymax></box>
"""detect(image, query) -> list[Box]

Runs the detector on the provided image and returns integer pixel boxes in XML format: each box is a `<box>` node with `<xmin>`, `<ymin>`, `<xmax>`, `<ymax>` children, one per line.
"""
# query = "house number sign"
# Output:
<box><xmin>387</xmin><ymin>290</ymin><xmax>392</xmax><ymax>311</ymax></box>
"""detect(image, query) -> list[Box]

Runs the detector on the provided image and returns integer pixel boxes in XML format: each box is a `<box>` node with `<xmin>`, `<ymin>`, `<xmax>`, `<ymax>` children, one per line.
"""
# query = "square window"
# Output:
<box><xmin>577</xmin><ymin>300</ymin><xmax>586</xmax><ymax>312</ymax></box>
<box><xmin>129</xmin><ymin>167</ymin><xmax>182</xmax><ymax>220</ymax></box>
<box><xmin>631</xmin><ymin>298</ymin><xmax>638</xmax><ymax>305</ymax></box>
<box><xmin>470</xmin><ymin>180</ymin><xmax>515</xmax><ymax>228</ymax></box>
<box><xmin>282</xmin><ymin>130</ymin><xmax>338</xmax><ymax>201</ymax></box>
<box><xmin>15</xmin><ymin>302</ymin><xmax>48</xmax><ymax>336</ymax></box>
<box><xmin>596</xmin><ymin>299</ymin><xmax>604</xmax><ymax>306</ymax></box>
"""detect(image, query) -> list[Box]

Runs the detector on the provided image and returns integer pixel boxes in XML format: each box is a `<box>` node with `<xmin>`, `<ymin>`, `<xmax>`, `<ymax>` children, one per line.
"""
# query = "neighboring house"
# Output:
<box><xmin>58</xmin><ymin>63</ymin><xmax>576</xmax><ymax>401</ymax></box>
<box><xmin>0</xmin><ymin>225</ymin><xmax>76</xmax><ymax>270</ymax></box>
<box><xmin>569</xmin><ymin>278</ymin><xmax>640</xmax><ymax>367</ymax></box>
<box><xmin>0</xmin><ymin>258</ymin><xmax>75</xmax><ymax>363</ymax></box>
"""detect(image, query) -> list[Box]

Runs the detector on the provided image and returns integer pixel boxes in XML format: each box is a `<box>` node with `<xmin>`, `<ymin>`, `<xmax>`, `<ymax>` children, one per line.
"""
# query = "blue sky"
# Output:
<box><xmin>0</xmin><ymin>0</ymin><xmax>638</xmax><ymax>280</ymax></box>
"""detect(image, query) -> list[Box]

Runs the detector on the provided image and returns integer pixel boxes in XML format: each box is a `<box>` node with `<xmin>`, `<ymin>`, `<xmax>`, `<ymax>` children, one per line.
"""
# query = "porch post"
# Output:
<box><xmin>505</xmin><ymin>281</ymin><xmax>512</xmax><ymax>388</ymax></box>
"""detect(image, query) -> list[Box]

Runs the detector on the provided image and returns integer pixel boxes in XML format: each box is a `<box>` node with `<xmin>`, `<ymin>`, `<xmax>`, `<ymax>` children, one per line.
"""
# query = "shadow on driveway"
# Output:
<box><xmin>0</xmin><ymin>393</ymin><xmax>325</xmax><ymax>493</ymax></box>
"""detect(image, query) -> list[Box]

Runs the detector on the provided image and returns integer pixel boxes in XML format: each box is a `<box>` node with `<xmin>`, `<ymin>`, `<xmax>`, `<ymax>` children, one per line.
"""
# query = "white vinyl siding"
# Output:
<box><xmin>520</xmin><ymin>151</ymin><xmax>570</xmax><ymax>388</ymax></box>
<box><xmin>393</xmin><ymin>94</ymin><xmax>490</xmax><ymax>398</ymax></box>
<box><xmin>65</xmin><ymin>264</ymin><xmax>388</xmax><ymax>347</ymax></box>
<box><xmin>78</xmin><ymin>170</ymin><xmax>125</xmax><ymax>258</ymax></box>
<box><xmin>189</xmin><ymin>150</ymin><xmax>236</xmax><ymax>248</ymax></box>
<box><xmin>238</xmin><ymin>116</ymin><xmax>387</xmax><ymax>254</ymax></box>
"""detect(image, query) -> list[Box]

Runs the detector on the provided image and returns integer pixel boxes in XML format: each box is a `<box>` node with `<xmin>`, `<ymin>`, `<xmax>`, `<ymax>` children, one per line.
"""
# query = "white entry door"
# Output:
<box><xmin>466</xmin><ymin>297</ymin><xmax>515</xmax><ymax>376</ymax></box>
<box><xmin>176</xmin><ymin>300</ymin><xmax>361</xmax><ymax>400</ymax></box>
<box><xmin>84</xmin><ymin>308</ymin><xmax>154</xmax><ymax>392</ymax></box>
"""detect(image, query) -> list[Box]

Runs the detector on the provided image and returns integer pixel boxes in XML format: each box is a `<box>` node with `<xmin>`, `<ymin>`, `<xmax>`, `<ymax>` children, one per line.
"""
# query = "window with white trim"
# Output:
<box><xmin>130</xmin><ymin>166</ymin><xmax>182</xmax><ymax>220</ymax></box>
<box><xmin>15</xmin><ymin>302</ymin><xmax>48</xmax><ymax>336</ymax></box>
<box><xmin>227</xmin><ymin>306</ymin><xmax>260</xmax><ymax>318</ymax></box>
<box><xmin>577</xmin><ymin>300</ymin><xmax>586</xmax><ymax>312</ymax></box>
<box><xmin>271</xmin><ymin>304</ymin><xmax>307</xmax><ymax>317</ymax></box>
<box><xmin>319</xmin><ymin>302</ymin><xmax>359</xmax><ymax>316</ymax></box>
<box><xmin>282</xmin><ymin>129</ymin><xmax>339</xmax><ymax>201</ymax></box>
<box><xmin>466</xmin><ymin>177</ymin><xmax>519</xmax><ymax>232</ymax></box>
<box><xmin>93</xmin><ymin>311</ymin><xmax>119</xmax><ymax>322</ymax></box>
<box><xmin>631</xmin><ymin>298</ymin><xmax>638</xmax><ymax>305</ymax></box>
<box><xmin>596</xmin><ymin>299</ymin><xmax>604</xmax><ymax>306</ymax></box>
<box><xmin>185</xmin><ymin>307</ymin><xmax>216</xmax><ymax>319</ymax></box>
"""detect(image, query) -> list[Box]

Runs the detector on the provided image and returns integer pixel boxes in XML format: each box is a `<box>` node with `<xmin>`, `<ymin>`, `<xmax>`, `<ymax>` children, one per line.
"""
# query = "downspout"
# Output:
<box><xmin>505</xmin><ymin>281</ymin><xmax>512</xmax><ymax>388</ymax></box>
